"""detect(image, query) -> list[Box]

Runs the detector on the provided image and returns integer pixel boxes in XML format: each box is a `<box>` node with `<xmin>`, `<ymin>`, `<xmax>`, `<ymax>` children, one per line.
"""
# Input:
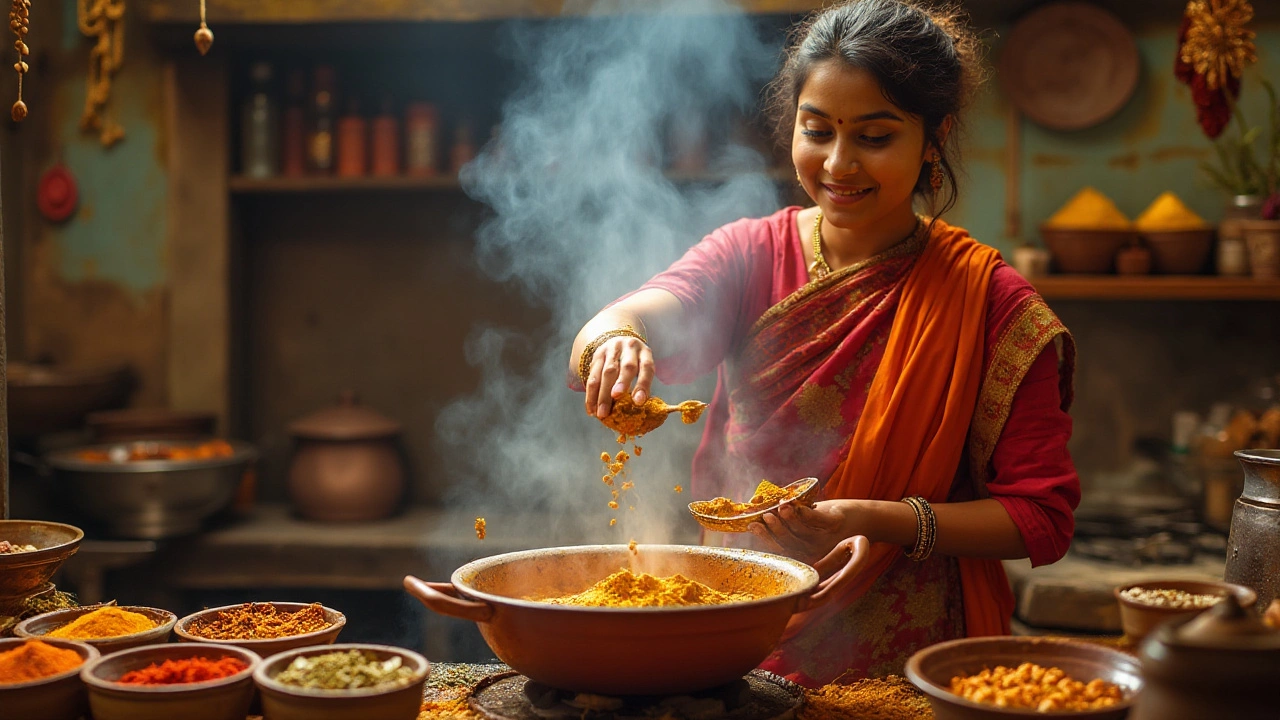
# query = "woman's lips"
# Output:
<box><xmin>823</xmin><ymin>183</ymin><xmax>872</xmax><ymax>205</ymax></box>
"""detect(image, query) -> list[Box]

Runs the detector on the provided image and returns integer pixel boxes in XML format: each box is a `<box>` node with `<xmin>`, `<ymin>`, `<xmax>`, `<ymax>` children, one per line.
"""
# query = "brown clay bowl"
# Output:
<box><xmin>405</xmin><ymin>541</ymin><xmax>868</xmax><ymax>695</ymax></box>
<box><xmin>689</xmin><ymin>477</ymin><xmax>820</xmax><ymax>533</ymax></box>
<box><xmin>0</xmin><ymin>520</ymin><xmax>83</xmax><ymax>600</ymax></box>
<box><xmin>1115</xmin><ymin>579</ymin><xmax>1257</xmax><ymax>642</ymax></box>
<box><xmin>254</xmin><ymin>643</ymin><xmax>429</xmax><ymax>720</ymax></box>
<box><xmin>905</xmin><ymin>636</ymin><xmax>1142</xmax><ymax>720</ymax></box>
<box><xmin>1141</xmin><ymin>228</ymin><xmax>1214</xmax><ymax>274</ymax></box>
<box><xmin>7</xmin><ymin>362</ymin><xmax>133</xmax><ymax>440</ymax></box>
<box><xmin>15</xmin><ymin>605</ymin><xmax>176</xmax><ymax>654</ymax></box>
<box><xmin>81</xmin><ymin>642</ymin><xmax>259</xmax><ymax>720</ymax></box>
<box><xmin>174</xmin><ymin>602</ymin><xmax>346</xmax><ymax>658</ymax></box>
<box><xmin>1040</xmin><ymin>227</ymin><xmax>1137</xmax><ymax>274</ymax></box>
<box><xmin>0</xmin><ymin>637</ymin><xmax>98</xmax><ymax>720</ymax></box>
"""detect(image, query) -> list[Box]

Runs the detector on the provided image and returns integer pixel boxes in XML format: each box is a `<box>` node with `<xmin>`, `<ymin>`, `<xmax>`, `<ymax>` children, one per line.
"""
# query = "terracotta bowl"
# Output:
<box><xmin>1114</xmin><ymin>579</ymin><xmax>1256</xmax><ymax>642</ymax></box>
<box><xmin>254</xmin><ymin>643</ymin><xmax>430</xmax><ymax>720</ymax></box>
<box><xmin>0</xmin><ymin>637</ymin><xmax>98</xmax><ymax>720</ymax></box>
<box><xmin>1141</xmin><ymin>228</ymin><xmax>1214</xmax><ymax>274</ymax></box>
<box><xmin>16</xmin><ymin>605</ymin><xmax>176</xmax><ymax>654</ymax></box>
<box><xmin>174</xmin><ymin>602</ymin><xmax>346</xmax><ymax>658</ymax></box>
<box><xmin>1040</xmin><ymin>227</ymin><xmax>1137</xmax><ymax>274</ymax></box>
<box><xmin>81</xmin><ymin>643</ymin><xmax>259</xmax><ymax>720</ymax></box>
<box><xmin>905</xmin><ymin>636</ymin><xmax>1142</xmax><ymax>720</ymax></box>
<box><xmin>0</xmin><ymin>519</ymin><xmax>83</xmax><ymax>600</ymax></box>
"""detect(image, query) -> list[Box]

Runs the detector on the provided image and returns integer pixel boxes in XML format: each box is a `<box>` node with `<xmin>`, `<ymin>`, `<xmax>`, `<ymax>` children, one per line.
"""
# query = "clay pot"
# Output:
<box><xmin>1115</xmin><ymin>244</ymin><xmax>1152</xmax><ymax>275</ymax></box>
<box><xmin>1141</xmin><ymin>228</ymin><xmax>1214</xmax><ymax>274</ymax></box>
<box><xmin>286</xmin><ymin>392</ymin><xmax>405</xmax><ymax>522</ymax></box>
<box><xmin>1040</xmin><ymin>226</ymin><xmax>1136</xmax><ymax>274</ymax></box>
<box><xmin>1238</xmin><ymin>220</ymin><xmax>1280</xmax><ymax>280</ymax></box>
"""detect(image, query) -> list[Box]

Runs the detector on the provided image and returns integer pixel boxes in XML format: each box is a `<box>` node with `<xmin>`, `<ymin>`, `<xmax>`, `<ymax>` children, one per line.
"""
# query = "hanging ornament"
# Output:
<box><xmin>1174</xmin><ymin>0</ymin><xmax>1257</xmax><ymax>139</ymax></box>
<box><xmin>9</xmin><ymin>0</ymin><xmax>30</xmax><ymax>121</ymax></box>
<box><xmin>37</xmin><ymin>163</ymin><xmax>79</xmax><ymax>223</ymax></box>
<box><xmin>193</xmin><ymin>0</ymin><xmax>212</xmax><ymax>55</ymax></box>
<box><xmin>77</xmin><ymin>0</ymin><xmax>125</xmax><ymax>147</ymax></box>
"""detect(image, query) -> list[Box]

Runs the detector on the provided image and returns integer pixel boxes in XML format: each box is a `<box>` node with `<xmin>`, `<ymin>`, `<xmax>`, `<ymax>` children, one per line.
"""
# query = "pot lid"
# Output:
<box><xmin>288</xmin><ymin>391</ymin><xmax>401</xmax><ymax>440</ymax></box>
<box><xmin>1162</xmin><ymin>594</ymin><xmax>1280</xmax><ymax>651</ymax></box>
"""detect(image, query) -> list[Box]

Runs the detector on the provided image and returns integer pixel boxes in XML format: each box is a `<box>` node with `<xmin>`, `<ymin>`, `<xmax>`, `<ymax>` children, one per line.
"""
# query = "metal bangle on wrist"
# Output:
<box><xmin>577</xmin><ymin>324</ymin><xmax>648</xmax><ymax>386</ymax></box>
<box><xmin>902</xmin><ymin>495</ymin><xmax>938</xmax><ymax>562</ymax></box>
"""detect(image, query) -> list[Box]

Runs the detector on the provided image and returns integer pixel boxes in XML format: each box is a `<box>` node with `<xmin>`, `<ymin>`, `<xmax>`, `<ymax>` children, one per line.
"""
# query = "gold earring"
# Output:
<box><xmin>795</xmin><ymin>169</ymin><xmax>802</xmax><ymax>184</ymax></box>
<box><xmin>929</xmin><ymin>157</ymin><xmax>944</xmax><ymax>192</ymax></box>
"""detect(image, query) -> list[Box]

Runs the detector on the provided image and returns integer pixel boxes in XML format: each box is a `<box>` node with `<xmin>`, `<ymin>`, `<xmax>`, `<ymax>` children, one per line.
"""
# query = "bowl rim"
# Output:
<box><xmin>1113</xmin><ymin>579</ymin><xmax>1257</xmax><ymax>614</ymax></box>
<box><xmin>1136</xmin><ymin>227</ymin><xmax>1214</xmax><ymax>236</ymax></box>
<box><xmin>45</xmin><ymin>438</ymin><xmax>258</xmax><ymax>473</ymax></box>
<box><xmin>253</xmin><ymin>642</ymin><xmax>430</xmax><ymax>699</ymax></box>
<box><xmin>904</xmin><ymin>636</ymin><xmax>1142</xmax><ymax>716</ymax></box>
<box><xmin>1038</xmin><ymin>225</ymin><xmax>1138</xmax><ymax>235</ymax></box>
<box><xmin>14</xmin><ymin>604</ymin><xmax>178</xmax><ymax>643</ymax></box>
<box><xmin>689</xmin><ymin>478</ymin><xmax>820</xmax><ymax>532</ymax></box>
<box><xmin>174</xmin><ymin>601</ymin><xmax>347</xmax><ymax>646</ymax></box>
<box><xmin>80</xmin><ymin>642</ymin><xmax>259</xmax><ymax>694</ymax></box>
<box><xmin>450</xmin><ymin>543</ymin><xmax>820</xmax><ymax>614</ymax></box>
<box><xmin>0</xmin><ymin>636</ymin><xmax>99</xmax><ymax>689</ymax></box>
<box><xmin>0</xmin><ymin>519</ymin><xmax>84</xmax><ymax>569</ymax></box>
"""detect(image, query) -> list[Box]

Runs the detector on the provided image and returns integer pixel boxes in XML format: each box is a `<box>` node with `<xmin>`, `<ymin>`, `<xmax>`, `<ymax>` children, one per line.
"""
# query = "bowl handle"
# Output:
<box><xmin>403</xmin><ymin>576</ymin><xmax>495</xmax><ymax>622</ymax></box>
<box><xmin>796</xmin><ymin>535</ymin><xmax>870</xmax><ymax>612</ymax></box>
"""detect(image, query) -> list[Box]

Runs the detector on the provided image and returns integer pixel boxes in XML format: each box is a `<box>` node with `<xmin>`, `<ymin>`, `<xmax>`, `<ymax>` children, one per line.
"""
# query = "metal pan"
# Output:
<box><xmin>404</xmin><ymin>539</ymin><xmax>867</xmax><ymax>695</ymax></box>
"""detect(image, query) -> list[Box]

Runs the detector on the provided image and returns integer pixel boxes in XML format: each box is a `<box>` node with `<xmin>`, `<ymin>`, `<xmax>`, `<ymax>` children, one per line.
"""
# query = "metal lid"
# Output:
<box><xmin>287</xmin><ymin>391</ymin><xmax>401</xmax><ymax>440</ymax></box>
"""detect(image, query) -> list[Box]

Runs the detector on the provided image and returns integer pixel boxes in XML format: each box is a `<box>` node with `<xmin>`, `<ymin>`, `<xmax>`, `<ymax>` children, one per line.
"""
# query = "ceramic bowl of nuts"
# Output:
<box><xmin>905</xmin><ymin>636</ymin><xmax>1142</xmax><ymax>719</ymax></box>
<box><xmin>1114</xmin><ymin>579</ymin><xmax>1257</xmax><ymax>642</ymax></box>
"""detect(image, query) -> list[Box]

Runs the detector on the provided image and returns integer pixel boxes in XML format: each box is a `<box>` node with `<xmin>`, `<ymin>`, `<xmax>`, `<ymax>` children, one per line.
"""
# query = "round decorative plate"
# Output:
<box><xmin>1000</xmin><ymin>2</ymin><xmax>1140</xmax><ymax>131</ymax></box>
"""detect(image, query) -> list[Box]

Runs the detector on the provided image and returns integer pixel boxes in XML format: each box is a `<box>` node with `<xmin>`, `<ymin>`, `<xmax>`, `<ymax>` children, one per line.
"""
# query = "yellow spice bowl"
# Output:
<box><xmin>0</xmin><ymin>636</ymin><xmax>99</xmax><ymax>720</ymax></box>
<box><xmin>174</xmin><ymin>602</ymin><xmax>346</xmax><ymax>658</ymax></box>
<box><xmin>689</xmin><ymin>477</ymin><xmax>820</xmax><ymax>533</ymax></box>
<box><xmin>253</xmin><ymin>643</ymin><xmax>430</xmax><ymax>720</ymax></box>
<box><xmin>15</xmin><ymin>605</ymin><xmax>177</xmax><ymax>655</ymax></box>
<box><xmin>80</xmin><ymin>642</ymin><xmax>259</xmax><ymax>720</ymax></box>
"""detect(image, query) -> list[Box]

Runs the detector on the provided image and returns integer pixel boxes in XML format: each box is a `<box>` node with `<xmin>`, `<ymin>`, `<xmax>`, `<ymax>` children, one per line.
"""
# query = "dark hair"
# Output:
<box><xmin>766</xmin><ymin>0</ymin><xmax>985</xmax><ymax>217</ymax></box>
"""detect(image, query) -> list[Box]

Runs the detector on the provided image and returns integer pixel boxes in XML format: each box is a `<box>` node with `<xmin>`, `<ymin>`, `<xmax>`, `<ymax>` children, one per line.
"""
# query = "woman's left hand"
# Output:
<box><xmin>748</xmin><ymin>499</ymin><xmax>858</xmax><ymax>565</ymax></box>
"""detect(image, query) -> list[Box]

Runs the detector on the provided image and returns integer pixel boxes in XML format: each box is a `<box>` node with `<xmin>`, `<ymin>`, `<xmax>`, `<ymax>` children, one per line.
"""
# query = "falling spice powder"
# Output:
<box><xmin>186</xmin><ymin>602</ymin><xmax>330</xmax><ymax>640</ymax></box>
<box><xmin>117</xmin><ymin>657</ymin><xmax>249</xmax><ymax>685</ymax></box>
<box><xmin>474</xmin><ymin>518</ymin><xmax>486</xmax><ymax>540</ymax></box>
<box><xmin>46</xmin><ymin>606</ymin><xmax>157</xmax><ymax>639</ymax></box>
<box><xmin>0</xmin><ymin>640</ymin><xmax>84</xmax><ymax>684</ymax></box>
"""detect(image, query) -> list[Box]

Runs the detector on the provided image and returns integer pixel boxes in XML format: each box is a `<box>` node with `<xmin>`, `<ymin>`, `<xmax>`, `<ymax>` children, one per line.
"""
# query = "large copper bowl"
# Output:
<box><xmin>404</xmin><ymin>541</ymin><xmax>865</xmax><ymax>695</ymax></box>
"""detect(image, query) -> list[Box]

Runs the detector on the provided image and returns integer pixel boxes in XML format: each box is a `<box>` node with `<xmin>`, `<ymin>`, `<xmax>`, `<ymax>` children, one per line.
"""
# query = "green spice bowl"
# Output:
<box><xmin>15</xmin><ymin>604</ymin><xmax>177</xmax><ymax>655</ymax></box>
<box><xmin>0</xmin><ymin>637</ymin><xmax>98</xmax><ymax>720</ymax></box>
<box><xmin>254</xmin><ymin>643</ymin><xmax>430</xmax><ymax>720</ymax></box>
<box><xmin>80</xmin><ymin>642</ymin><xmax>259</xmax><ymax>720</ymax></box>
<box><xmin>174</xmin><ymin>602</ymin><xmax>346</xmax><ymax>658</ymax></box>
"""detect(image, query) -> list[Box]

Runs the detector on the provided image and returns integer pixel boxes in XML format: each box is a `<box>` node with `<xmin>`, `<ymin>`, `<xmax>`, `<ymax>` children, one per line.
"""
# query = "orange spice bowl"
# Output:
<box><xmin>80</xmin><ymin>642</ymin><xmax>259</xmax><ymax>720</ymax></box>
<box><xmin>174</xmin><ymin>602</ymin><xmax>346</xmax><ymax>658</ymax></box>
<box><xmin>15</xmin><ymin>605</ymin><xmax>177</xmax><ymax>655</ymax></box>
<box><xmin>254</xmin><ymin>643</ymin><xmax>430</xmax><ymax>720</ymax></box>
<box><xmin>0</xmin><ymin>636</ymin><xmax>99</xmax><ymax>720</ymax></box>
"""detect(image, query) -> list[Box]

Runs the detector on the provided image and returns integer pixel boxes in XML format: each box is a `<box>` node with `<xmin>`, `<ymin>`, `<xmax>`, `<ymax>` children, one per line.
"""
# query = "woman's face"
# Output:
<box><xmin>792</xmin><ymin>60</ymin><xmax>932</xmax><ymax>233</ymax></box>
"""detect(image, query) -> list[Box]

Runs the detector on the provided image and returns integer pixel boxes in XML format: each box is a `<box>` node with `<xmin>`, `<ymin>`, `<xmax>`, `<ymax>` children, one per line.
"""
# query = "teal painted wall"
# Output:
<box><xmin>951</xmin><ymin>23</ymin><xmax>1280</xmax><ymax>252</ymax></box>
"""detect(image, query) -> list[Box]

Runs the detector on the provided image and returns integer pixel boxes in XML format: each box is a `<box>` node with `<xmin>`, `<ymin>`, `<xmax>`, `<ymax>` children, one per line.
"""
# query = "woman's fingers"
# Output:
<box><xmin>595</xmin><ymin>342</ymin><xmax>622</xmax><ymax>417</ymax></box>
<box><xmin>633</xmin><ymin>344</ymin><xmax>655</xmax><ymax>404</ymax></box>
<box><xmin>790</xmin><ymin>503</ymin><xmax>844</xmax><ymax>531</ymax></box>
<box><xmin>748</xmin><ymin>522</ymin><xmax>784</xmax><ymax>554</ymax></box>
<box><xmin>611</xmin><ymin>338</ymin><xmax>643</xmax><ymax>400</ymax></box>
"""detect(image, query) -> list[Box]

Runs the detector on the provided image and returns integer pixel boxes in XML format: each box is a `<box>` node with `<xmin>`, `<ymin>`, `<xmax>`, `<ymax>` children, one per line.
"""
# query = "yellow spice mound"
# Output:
<box><xmin>1045</xmin><ymin>187</ymin><xmax>1131</xmax><ymax>230</ymax></box>
<box><xmin>700</xmin><ymin>480</ymin><xmax>795</xmax><ymax>518</ymax></box>
<box><xmin>46</xmin><ymin>606</ymin><xmax>156</xmax><ymax>639</ymax></box>
<box><xmin>544</xmin><ymin>569</ymin><xmax>752</xmax><ymax>607</ymax></box>
<box><xmin>1135</xmin><ymin>191</ymin><xmax>1207</xmax><ymax>231</ymax></box>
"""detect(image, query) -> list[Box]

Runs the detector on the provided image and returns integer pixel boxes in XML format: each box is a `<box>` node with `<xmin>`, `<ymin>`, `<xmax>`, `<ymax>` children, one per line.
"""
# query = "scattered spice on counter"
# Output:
<box><xmin>950</xmin><ymin>662</ymin><xmax>1124</xmax><ymax>712</ymax></box>
<box><xmin>0</xmin><ymin>540</ymin><xmax>38</xmax><ymax>554</ymax></box>
<box><xmin>117</xmin><ymin>656</ymin><xmax>248</xmax><ymax>685</ymax></box>
<box><xmin>273</xmin><ymin>649</ymin><xmax>416</xmax><ymax>690</ymax></box>
<box><xmin>1120</xmin><ymin>586</ymin><xmax>1223</xmax><ymax>610</ymax></box>
<box><xmin>1135</xmin><ymin>191</ymin><xmax>1207</xmax><ymax>232</ymax></box>
<box><xmin>474</xmin><ymin>518</ymin><xmax>486</xmax><ymax>541</ymax></box>
<box><xmin>541</xmin><ymin>569</ymin><xmax>751</xmax><ymax>608</ymax></box>
<box><xmin>186</xmin><ymin>602</ymin><xmax>330</xmax><ymax>640</ymax></box>
<box><xmin>46</xmin><ymin>606</ymin><xmax>156</xmax><ymax>639</ymax></box>
<box><xmin>0</xmin><ymin>640</ymin><xmax>84</xmax><ymax>683</ymax></box>
<box><xmin>799</xmin><ymin>676</ymin><xmax>934</xmax><ymax>720</ymax></box>
<box><xmin>1044</xmin><ymin>187</ymin><xmax>1132</xmax><ymax>230</ymax></box>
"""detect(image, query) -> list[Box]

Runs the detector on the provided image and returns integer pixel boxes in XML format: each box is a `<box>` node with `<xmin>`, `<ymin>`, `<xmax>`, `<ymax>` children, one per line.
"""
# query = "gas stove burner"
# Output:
<box><xmin>469</xmin><ymin>669</ymin><xmax>804</xmax><ymax>720</ymax></box>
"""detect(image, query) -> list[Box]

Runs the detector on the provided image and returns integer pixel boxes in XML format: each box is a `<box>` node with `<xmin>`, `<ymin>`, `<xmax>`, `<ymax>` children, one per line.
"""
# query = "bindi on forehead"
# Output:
<box><xmin>837</xmin><ymin>119</ymin><xmax>843</xmax><ymax>124</ymax></box>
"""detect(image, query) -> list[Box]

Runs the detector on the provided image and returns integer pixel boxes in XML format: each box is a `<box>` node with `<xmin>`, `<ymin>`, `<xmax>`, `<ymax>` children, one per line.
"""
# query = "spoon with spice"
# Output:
<box><xmin>689</xmin><ymin>478</ymin><xmax>821</xmax><ymax>533</ymax></box>
<box><xmin>597</xmin><ymin>395</ymin><xmax>708</xmax><ymax>440</ymax></box>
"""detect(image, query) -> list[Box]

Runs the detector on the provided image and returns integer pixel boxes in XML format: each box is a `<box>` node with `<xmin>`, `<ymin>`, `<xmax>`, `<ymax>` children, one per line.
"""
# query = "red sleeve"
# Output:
<box><xmin>987</xmin><ymin>343</ymin><xmax>1080</xmax><ymax>567</ymax></box>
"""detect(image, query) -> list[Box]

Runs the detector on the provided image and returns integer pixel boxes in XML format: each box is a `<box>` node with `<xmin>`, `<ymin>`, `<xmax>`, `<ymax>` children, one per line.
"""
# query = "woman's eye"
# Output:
<box><xmin>801</xmin><ymin>129</ymin><xmax>831</xmax><ymax>138</ymax></box>
<box><xmin>861</xmin><ymin>134</ymin><xmax>892</xmax><ymax>145</ymax></box>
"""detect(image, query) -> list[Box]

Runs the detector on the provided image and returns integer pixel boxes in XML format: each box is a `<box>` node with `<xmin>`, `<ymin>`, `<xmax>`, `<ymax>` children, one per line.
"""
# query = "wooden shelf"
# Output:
<box><xmin>229</xmin><ymin>169</ymin><xmax>794</xmax><ymax>194</ymax></box>
<box><xmin>1031</xmin><ymin>276</ymin><xmax>1280</xmax><ymax>301</ymax></box>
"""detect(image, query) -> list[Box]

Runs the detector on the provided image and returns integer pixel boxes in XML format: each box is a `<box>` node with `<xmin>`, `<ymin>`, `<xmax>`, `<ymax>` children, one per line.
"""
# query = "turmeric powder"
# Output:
<box><xmin>46</xmin><ymin>606</ymin><xmax>156</xmax><ymax>639</ymax></box>
<box><xmin>0</xmin><ymin>640</ymin><xmax>84</xmax><ymax>683</ymax></box>
<box><xmin>1135</xmin><ymin>191</ymin><xmax>1207</xmax><ymax>231</ymax></box>
<box><xmin>699</xmin><ymin>480</ymin><xmax>797</xmax><ymax>518</ymax></box>
<box><xmin>1044</xmin><ymin>187</ymin><xmax>1131</xmax><ymax>230</ymax></box>
<box><xmin>541</xmin><ymin>569</ymin><xmax>751</xmax><ymax>607</ymax></box>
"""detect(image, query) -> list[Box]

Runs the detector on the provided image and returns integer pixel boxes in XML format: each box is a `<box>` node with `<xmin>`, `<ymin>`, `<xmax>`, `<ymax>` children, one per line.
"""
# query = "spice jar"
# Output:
<box><xmin>307</xmin><ymin>65</ymin><xmax>337</xmax><ymax>175</ymax></box>
<box><xmin>404</xmin><ymin>102</ymin><xmax>439</xmax><ymax>177</ymax></box>
<box><xmin>286</xmin><ymin>391</ymin><xmax>406</xmax><ymax>522</ymax></box>
<box><xmin>336</xmin><ymin>99</ymin><xmax>367</xmax><ymax>178</ymax></box>
<box><xmin>370</xmin><ymin>97</ymin><xmax>400</xmax><ymax>177</ymax></box>
<box><xmin>281</xmin><ymin>69</ymin><xmax>308</xmax><ymax>177</ymax></box>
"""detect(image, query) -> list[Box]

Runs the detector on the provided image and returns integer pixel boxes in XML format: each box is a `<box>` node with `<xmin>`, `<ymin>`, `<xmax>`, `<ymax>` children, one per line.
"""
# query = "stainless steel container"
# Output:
<box><xmin>1224</xmin><ymin>449</ymin><xmax>1280</xmax><ymax>612</ymax></box>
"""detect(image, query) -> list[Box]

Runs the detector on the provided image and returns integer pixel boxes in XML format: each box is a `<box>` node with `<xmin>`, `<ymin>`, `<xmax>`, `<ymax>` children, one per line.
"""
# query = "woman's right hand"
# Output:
<box><xmin>582</xmin><ymin>335</ymin><xmax>656</xmax><ymax>419</ymax></box>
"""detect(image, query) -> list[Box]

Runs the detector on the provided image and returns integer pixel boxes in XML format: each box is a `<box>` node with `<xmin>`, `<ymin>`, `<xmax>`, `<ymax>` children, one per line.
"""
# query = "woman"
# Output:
<box><xmin>570</xmin><ymin>0</ymin><xmax>1079</xmax><ymax>686</ymax></box>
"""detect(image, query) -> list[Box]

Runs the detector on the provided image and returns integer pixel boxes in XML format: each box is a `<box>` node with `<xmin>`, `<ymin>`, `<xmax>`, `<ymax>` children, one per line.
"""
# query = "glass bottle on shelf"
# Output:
<box><xmin>308</xmin><ymin>65</ymin><xmax>337</xmax><ymax>175</ymax></box>
<box><xmin>281</xmin><ymin>68</ymin><xmax>308</xmax><ymax>177</ymax></box>
<box><xmin>370</xmin><ymin>97</ymin><xmax>399</xmax><ymax>177</ymax></box>
<box><xmin>240</xmin><ymin>62</ymin><xmax>279</xmax><ymax>179</ymax></box>
<box><xmin>404</xmin><ymin>102</ymin><xmax>439</xmax><ymax>177</ymax></box>
<box><xmin>336</xmin><ymin>97</ymin><xmax>367</xmax><ymax>178</ymax></box>
<box><xmin>450</xmin><ymin>118</ymin><xmax>475</xmax><ymax>176</ymax></box>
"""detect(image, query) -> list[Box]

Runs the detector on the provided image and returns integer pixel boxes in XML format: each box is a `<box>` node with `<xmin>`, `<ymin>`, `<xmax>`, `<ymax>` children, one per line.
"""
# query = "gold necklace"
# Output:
<box><xmin>809</xmin><ymin>212</ymin><xmax>832</xmax><ymax>279</ymax></box>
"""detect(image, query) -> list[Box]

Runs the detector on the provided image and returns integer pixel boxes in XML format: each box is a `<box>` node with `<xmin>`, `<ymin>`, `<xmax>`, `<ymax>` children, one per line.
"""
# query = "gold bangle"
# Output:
<box><xmin>903</xmin><ymin>496</ymin><xmax>938</xmax><ymax>562</ymax></box>
<box><xmin>578</xmin><ymin>325</ymin><xmax>647</xmax><ymax>386</ymax></box>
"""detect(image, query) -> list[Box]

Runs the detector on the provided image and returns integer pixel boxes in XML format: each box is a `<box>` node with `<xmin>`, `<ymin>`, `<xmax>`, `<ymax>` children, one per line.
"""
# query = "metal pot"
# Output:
<box><xmin>45</xmin><ymin>439</ymin><xmax>257</xmax><ymax>539</ymax></box>
<box><xmin>286</xmin><ymin>392</ymin><xmax>405</xmax><ymax>522</ymax></box>
<box><xmin>1225</xmin><ymin>449</ymin><xmax>1280</xmax><ymax>611</ymax></box>
<box><xmin>403</xmin><ymin>540</ymin><xmax>866</xmax><ymax>695</ymax></box>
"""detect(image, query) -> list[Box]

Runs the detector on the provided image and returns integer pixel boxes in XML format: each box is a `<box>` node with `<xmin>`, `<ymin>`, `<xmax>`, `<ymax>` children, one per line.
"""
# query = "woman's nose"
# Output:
<box><xmin>824</xmin><ymin>140</ymin><xmax>859</xmax><ymax>178</ymax></box>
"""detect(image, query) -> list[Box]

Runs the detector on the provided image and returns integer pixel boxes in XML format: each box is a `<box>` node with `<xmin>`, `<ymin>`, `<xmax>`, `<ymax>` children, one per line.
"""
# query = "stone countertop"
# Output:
<box><xmin>1003</xmin><ymin>551</ymin><xmax>1227</xmax><ymax>634</ymax></box>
